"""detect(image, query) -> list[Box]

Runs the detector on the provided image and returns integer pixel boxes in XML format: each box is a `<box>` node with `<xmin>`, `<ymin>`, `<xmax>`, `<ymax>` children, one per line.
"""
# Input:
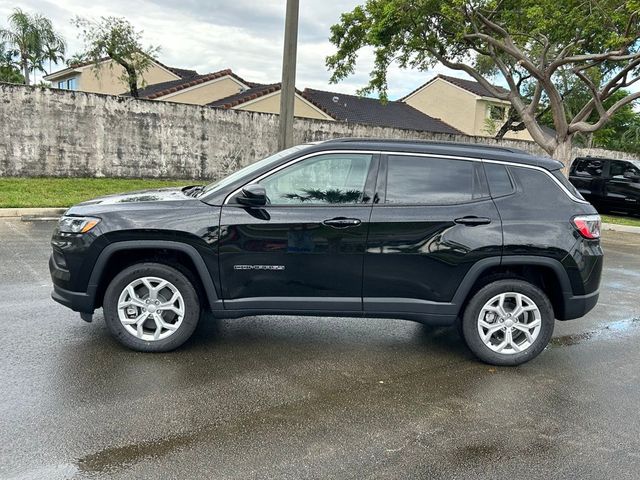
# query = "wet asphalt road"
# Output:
<box><xmin>1</xmin><ymin>218</ymin><xmax>639</xmax><ymax>480</ymax></box>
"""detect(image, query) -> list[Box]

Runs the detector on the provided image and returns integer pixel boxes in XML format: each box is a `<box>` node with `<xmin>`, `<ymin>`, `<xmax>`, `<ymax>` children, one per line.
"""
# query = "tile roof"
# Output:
<box><xmin>134</xmin><ymin>69</ymin><xmax>251</xmax><ymax>99</ymax></box>
<box><xmin>402</xmin><ymin>74</ymin><xmax>509</xmax><ymax>101</ymax></box>
<box><xmin>302</xmin><ymin>88</ymin><xmax>461</xmax><ymax>134</ymax></box>
<box><xmin>208</xmin><ymin>83</ymin><xmax>281</xmax><ymax>108</ymax></box>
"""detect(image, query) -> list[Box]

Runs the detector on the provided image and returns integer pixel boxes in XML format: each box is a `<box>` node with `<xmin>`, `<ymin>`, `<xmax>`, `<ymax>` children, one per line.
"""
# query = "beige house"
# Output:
<box><xmin>43</xmin><ymin>57</ymin><xmax>195</xmax><ymax>96</ymax></box>
<box><xmin>402</xmin><ymin>74</ymin><xmax>533</xmax><ymax>141</ymax></box>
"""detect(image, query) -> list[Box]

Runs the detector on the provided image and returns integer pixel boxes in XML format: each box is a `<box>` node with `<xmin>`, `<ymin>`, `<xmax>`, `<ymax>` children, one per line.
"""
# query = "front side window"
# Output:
<box><xmin>259</xmin><ymin>153</ymin><xmax>373</xmax><ymax>205</ymax></box>
<box><xmin>385</xmin><ymin>155</ymin><xmax>484</xmax><ymax>205</ymax></box>
<box><xmin>610</xmin><ymin>160</ymin><xmax>640</xmax><ymax>180</ymax></box>
<box><xmin>573</xmin><ymin>158</ymin><xmax>603</xmax><ymax>177</ymax></box>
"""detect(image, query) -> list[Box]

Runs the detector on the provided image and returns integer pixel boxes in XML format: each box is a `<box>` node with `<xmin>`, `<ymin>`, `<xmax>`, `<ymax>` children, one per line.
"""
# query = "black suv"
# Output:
<box><xmin>50</xmin><ymin>139</ymin><xmax>603</xmax><ymax>366</ymax></box>
<box><xmin>569</xmin><ymin>156</ymin><xmax>640</xmax><ymax>214</ymax></box>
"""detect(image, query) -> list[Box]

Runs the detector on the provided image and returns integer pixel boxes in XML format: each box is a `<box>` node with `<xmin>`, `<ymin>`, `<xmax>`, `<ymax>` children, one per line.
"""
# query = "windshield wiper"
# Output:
<box><xmin>182</xmin><ymin>185</ymin><xmax>205</xmax><ymax>197</ymax></box>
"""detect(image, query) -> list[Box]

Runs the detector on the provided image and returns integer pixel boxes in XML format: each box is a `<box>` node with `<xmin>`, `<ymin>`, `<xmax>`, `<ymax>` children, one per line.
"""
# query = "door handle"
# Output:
<box><xmin>454</xmin><ymin>216</ymin><xmax>491</xmax><ymax>226</ymax></box>
<box><xmin>323</xmin><ymin>217</ymin><xmax>362</xmax><ymax>229</ymax></box>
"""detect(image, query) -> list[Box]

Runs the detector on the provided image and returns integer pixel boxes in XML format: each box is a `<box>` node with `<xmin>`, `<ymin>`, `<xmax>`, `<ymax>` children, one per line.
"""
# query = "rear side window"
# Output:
<box><xmin>484</xmin><ymin>163</ymin><xmax>514</xmax><ymax>197</ymax></box>
<box><xmin>385</xmin><ymin>155</ymin><xmax>486</xmax><ymax>205</ymax></box>
<box><xmin>572</xmin><ymin>158</ymin><xmax>603</xmax><ymax>177</ymax></box>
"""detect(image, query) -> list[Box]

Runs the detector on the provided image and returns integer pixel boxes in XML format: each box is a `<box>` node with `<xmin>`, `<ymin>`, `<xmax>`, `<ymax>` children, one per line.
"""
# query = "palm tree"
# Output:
<box><xmin>0</xmin><ymin>8</ymin><xmax>65</xmax><ymax>85</ymax></box>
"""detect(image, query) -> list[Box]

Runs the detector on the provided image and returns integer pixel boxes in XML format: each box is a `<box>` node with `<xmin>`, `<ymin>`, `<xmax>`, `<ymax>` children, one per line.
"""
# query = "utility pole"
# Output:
<box><xmin>278</xmin><ymin>0</ymin><xmax>300</xmax><ymax>150</ymax></box>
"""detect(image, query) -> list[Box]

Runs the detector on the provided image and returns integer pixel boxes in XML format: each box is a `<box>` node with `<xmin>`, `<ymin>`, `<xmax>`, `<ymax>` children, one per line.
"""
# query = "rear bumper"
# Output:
<box><xmin>558</xmin><ymin>289</ymin><xmax>599</xmax><ymax>320</ymax></box>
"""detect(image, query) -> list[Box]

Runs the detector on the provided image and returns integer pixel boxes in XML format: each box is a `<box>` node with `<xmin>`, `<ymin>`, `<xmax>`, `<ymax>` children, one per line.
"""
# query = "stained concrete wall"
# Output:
<box><xmin>1</xmin><ymin>83</ymin><xmax>638</xmax><ymax>180</ymax></box>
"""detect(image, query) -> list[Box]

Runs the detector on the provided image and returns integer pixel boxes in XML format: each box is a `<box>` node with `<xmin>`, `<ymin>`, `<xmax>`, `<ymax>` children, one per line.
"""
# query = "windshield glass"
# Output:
<box><xmin>201</xmin><ymin>144</ymin><xmax>309</xmax><ymax>195</ymax></box>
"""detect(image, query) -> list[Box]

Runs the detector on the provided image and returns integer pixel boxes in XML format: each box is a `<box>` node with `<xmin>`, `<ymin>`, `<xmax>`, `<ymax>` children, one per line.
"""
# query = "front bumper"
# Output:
<box><xmin>50</xmin><ymin>254</ymin><xmax>96</xmax><ymax>314</ymax></box>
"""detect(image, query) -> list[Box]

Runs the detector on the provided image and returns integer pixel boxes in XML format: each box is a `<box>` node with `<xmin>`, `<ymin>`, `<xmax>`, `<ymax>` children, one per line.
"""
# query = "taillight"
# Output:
<box><xmin>572</xmin><ymin>215</ymin><xmax>601</xmax><ymax>239</ymax></box>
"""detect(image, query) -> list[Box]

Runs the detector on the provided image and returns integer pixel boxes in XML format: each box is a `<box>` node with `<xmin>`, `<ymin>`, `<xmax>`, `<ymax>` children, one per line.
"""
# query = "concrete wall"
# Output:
<box><xmin>1</xmin><ymin>83</ymin><xmax>638</xmax><ymax>180</ymax></box>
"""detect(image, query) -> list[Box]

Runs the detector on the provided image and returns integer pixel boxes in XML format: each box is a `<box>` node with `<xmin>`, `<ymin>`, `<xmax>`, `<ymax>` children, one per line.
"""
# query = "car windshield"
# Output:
<box><xmin>201</xmin><ymin>144</ymin><xmax>310</xmax><ymax>195</ymax></box>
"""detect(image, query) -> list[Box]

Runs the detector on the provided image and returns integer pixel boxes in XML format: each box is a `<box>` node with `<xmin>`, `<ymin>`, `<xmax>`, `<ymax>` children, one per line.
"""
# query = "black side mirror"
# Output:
<box><xmin>623</xmin><ymin>171</ymin><xmax>640</xmax><ymax>182</ymax></box>
<box><xmin>236</xmin><ymin>184</ymin><xmax>267</xmax><ymax>206</ymax></box>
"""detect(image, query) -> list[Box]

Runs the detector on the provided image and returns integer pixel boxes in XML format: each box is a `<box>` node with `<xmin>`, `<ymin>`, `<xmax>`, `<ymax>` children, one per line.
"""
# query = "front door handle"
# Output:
<box><xmin>323</xmin><ymin>217</ymin><xmax>362</xmax><ymax>229</ymax></box>
<box><xmin>454</xmin><ymin>216</ymin><xmax>491</xmax><ymax>226</ymax></box>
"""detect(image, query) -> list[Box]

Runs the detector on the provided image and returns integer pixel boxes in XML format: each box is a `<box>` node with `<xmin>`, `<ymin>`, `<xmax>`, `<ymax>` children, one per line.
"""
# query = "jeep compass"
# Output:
<box><xmin>50</xmin><ymin>139</ymin><xmax>603</xmax><ymax>365</ymax></box>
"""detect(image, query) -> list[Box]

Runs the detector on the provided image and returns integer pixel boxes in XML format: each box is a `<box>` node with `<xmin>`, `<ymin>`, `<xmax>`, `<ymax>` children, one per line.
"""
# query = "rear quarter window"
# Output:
<box><xmin>551</xmin><ymin>169</ymin><xmax>584</xmax><ymax>200</ymax></box>
<box><xmin>484</xmin><ymin>163</ymin><xmax>515</xmax><ymax>197</ymax></box>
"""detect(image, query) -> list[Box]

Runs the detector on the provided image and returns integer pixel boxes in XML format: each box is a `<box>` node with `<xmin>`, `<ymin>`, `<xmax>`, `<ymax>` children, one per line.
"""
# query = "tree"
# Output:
<box><xmin>0</xmin><ymin>8</ymin><xmax>65</xmax><ymax>85</ymax></box>
<box><xmin>72</xmin><ymin>16</ymin><xmax>159</xmax><ymax>98</ymax></box>
<box><xmin>0</xmin><ymin>41</ymin><xmax>24</xmax><ymax>83</ymax></box>
<box><xmin>326</xmin><ymin>0</ymin><xmax>640</xmax><ymax>169</ymax></box>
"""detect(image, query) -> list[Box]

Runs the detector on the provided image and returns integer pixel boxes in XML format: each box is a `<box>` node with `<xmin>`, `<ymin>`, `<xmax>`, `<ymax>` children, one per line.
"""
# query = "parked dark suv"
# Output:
<box><xmin>569</xmin><ymin>156</ymin><xmax>640</xmax><ymax>214</ymax></box>
<box><xmin>50</xmin><ymin>139</ymin><xmax>603</xmax><ymax>365</ymax></box>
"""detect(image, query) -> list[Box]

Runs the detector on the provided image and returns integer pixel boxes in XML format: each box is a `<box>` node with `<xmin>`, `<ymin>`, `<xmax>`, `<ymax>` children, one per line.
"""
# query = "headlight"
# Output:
<box><xmin>58</xmin><ymin>216</ymin><xmax>101</xmax><ymax>234</ymax></box>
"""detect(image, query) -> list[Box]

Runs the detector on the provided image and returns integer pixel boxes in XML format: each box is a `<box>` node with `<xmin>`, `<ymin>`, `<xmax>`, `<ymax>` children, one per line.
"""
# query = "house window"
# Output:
<box><xmin>57</xmin><ymin>77</ymin><xmax>78</xmax><ymax>90</ymax></box>
<box><xmin>488</xmin><ymin>105</ymin><xmax>506</xmax><ymax>121</ymax></box>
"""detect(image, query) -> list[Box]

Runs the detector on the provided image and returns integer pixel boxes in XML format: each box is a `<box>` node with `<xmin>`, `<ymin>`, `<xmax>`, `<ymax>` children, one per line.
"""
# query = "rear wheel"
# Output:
<box><xmin>461</xmin><ymin>279</ymin><xmax>554</xmax><ymax>366</ymax></box>
<box><xmin>103</xmin><ymin>262</ymin><xmax>200</xmax><ymax>352</ymax></box>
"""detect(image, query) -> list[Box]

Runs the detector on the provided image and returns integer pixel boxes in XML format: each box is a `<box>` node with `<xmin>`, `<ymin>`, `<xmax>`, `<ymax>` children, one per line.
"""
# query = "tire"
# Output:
<box><xmin>461</xmin><ymin>279</ymin><xmax>554</xmax><ymax>366</ymax></box>
<box><xmin>103</xmin><ymin>262</ymin><xmax>201</xmax><ymax>352</ymax></box>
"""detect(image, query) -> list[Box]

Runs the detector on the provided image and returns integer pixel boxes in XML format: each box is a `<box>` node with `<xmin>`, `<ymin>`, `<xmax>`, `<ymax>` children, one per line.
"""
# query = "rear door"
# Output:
<box><xmin>363</xmin><ymin>154</ymin><xmax>502</xmax><ymax>318</ymax></box>
<box><xmin>219</xmin><ymin>151</ymin><xmax>378</xmax><ymax>312</ymax></box>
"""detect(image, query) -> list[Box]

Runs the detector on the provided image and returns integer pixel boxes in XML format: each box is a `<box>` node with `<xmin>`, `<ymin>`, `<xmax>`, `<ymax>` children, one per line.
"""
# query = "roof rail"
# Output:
<box><xmin>322</xmin><ymin>137</ymin><xmax>527</xmax><ymax>154</ymax></box>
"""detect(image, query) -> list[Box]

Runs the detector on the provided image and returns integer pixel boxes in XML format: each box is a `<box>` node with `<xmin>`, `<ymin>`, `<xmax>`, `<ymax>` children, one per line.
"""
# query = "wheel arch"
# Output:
<box><xmin>88</xmin><ymin>241</ymin><xmax>221</xmax><ymax>312</ymax></box>
<box><xmin>453</xmin><ymin>256</ymin><xmax>573</xmax><ymax>318</ymax></box>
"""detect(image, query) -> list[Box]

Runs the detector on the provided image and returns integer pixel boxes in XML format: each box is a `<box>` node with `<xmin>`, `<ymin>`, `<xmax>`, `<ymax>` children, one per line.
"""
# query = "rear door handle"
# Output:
<box><xmin>454</xmin><ymin>216</ymin><xmax>491</xmax><ymax>226</ymax></box>
<box><xmin>323</xmin><ymin>217</ymin><xmax>362</xmax><ymax>229</ymax></box>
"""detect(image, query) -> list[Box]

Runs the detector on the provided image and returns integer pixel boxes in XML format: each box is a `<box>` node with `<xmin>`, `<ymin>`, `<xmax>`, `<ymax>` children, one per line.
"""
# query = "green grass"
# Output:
<box><xmin>600</xmin><ymin>214</ymin><xmax>640</xmax><ymax>228</ymax></box>
<box><xmin>0</xmin><ymin>177</ymin><xmax>194</xmax><ymax>208</ymax></box>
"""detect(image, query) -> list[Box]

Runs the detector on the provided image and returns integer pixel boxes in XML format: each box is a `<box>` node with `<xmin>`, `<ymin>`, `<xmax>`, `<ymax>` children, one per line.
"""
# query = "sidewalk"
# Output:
<box><xmin>0</xmin><ymin>207</ymin><xmax>66</xmax><ymax>219</ymax></box>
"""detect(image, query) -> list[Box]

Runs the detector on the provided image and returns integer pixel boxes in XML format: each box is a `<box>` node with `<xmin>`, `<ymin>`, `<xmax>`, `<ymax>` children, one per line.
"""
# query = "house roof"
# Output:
<box><xmin>208</xmin><ymin>83</ymin><xmax>281</xmax><ymax>108</ymax></box>
<box><xmin>402</xmin><ymin>74</ymin><xmax>509</xmax><ymax>101</ymax></box>
<box><xmin>133</xmin><ymin>69</ymin><xmax>252</xmax><ymax>99</ymax></box>
<box><xmin>43</xmin><ymin>56</ymin><xmax>198</xmax><ymax>82</ymax></box>
<box><xmin>301</xmin><ymin>88</ymin><xmax>461</xmax><ymax>134</ymax></box>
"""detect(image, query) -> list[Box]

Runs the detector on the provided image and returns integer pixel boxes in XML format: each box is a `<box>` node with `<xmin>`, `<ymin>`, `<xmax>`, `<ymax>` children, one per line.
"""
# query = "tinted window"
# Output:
<box><xmin>385</xmin><ymin>156</ymin><xmax>483</xmax><ymax>205</ymax></box>
<box><xmin>484</xmin><ymin>163</ymin><xmax>514</xmax><ymax>197</ymax></box>
<box><xmin>259</xmin><ymin>153</ymin><xmax>373</xmax><ymax>205</ymax></box>
<box><xmin>552</xmin><ymin>170</ymin><xmax>584</xmax><ymax>200</ymax></box>
<box><xmin>572</xmin><ymin>158</ymin><xmax>603</xmax><ymax>177</ymax></box>
<box><xmin>610</xmin><ymin>160</ymin><xmax>640</xmax><ymax>180</ymax></box>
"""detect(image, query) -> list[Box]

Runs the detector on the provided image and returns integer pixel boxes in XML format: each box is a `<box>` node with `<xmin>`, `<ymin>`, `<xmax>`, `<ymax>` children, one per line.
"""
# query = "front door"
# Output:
<box><xmin>219</xmin><ymin>152</ymin><xmax>378</xmax><ymax>312</ymax></box>
<box><xmin>605</xmin><ymin>160</ymin><xmax>640</xmax><ymax>211</ymax></box>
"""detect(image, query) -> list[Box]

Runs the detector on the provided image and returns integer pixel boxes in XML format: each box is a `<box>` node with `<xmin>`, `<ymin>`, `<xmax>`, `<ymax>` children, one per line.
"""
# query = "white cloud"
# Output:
<box><xmin>0</xmin><ymin>0</ymin><xmax>471</xmax><ymax>99</ymax></box>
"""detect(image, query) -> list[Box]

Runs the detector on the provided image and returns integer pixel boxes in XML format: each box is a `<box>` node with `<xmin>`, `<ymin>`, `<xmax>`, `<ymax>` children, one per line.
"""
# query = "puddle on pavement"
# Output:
<box><xmin>76</xmin><ymin>433</ymin><xmax>195</xmax><ymax>474</ymax></box>
<box><xmin>550</xmin><ymin>318</ymin><xmax>640</xmax><ymax>347</ymax></box>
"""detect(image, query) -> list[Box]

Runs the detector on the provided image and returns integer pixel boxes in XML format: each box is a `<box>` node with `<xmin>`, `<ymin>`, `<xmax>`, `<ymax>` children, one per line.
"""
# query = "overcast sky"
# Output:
<box><xmin>0</xmin><ymin>0</ymin><xmax>461</xmax><ymax>99</ymax></box>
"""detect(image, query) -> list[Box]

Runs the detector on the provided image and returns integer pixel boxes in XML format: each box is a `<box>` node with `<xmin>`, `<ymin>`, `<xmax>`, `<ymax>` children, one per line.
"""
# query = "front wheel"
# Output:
<box><xmin>103</xmin><ymin>262</ymin><xmax>201</xmax><ymax>352</ymax></box>
<box><xmin>461</xmin><ymin>280</ymin><xmax>554</xmax><ymax>366</ymax></box>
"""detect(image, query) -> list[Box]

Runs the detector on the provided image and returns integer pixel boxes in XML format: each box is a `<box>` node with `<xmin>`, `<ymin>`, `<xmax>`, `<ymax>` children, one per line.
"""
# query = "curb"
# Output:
<box><xmin>0</xmin><ymin>207</ymin><xmax>66</xmax><ymax>219</ymax></box>
<box><xmin>602</xmin><ymin>222</ymin><xmax>640</xmax><ymax>234</ymax></box>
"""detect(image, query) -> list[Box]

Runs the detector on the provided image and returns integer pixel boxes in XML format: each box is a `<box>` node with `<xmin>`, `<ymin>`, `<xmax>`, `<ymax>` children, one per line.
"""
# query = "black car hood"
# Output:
<box><xmin>74</xmin><ymin>187</ymin><xmax>189</xmax><ymax>206</ymax></box>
